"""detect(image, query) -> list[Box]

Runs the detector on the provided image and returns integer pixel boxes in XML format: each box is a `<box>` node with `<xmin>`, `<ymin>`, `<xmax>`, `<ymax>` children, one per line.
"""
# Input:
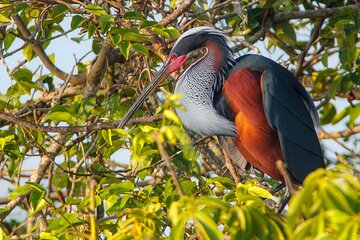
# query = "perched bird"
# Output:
<box><xmin>119</xmin><ymin>26</ymin><xmax>324</xmax><ymax>192</ymax></box>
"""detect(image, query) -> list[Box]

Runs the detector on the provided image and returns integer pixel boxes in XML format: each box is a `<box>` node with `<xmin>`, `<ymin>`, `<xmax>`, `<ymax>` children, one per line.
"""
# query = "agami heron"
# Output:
<box><xmin>119</xmin><ymin>26</ymin><xmax>324</xmax><ymax>187</ymax></box>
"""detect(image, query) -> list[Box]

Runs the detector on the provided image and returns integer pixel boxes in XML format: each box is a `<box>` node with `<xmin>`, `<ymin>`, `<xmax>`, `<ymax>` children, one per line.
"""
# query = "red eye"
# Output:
<box><xmin>170</xmin><ymin>54</ymin><xmax>177</xmax><ymax>61</ymax></box>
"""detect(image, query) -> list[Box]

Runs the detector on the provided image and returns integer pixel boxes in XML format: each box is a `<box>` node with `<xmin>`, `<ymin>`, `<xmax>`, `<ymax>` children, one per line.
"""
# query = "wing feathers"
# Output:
<box><xmin>261</xmin><ymin>68</ymin><xmax>324</xmax><ymax>182</ymax></box>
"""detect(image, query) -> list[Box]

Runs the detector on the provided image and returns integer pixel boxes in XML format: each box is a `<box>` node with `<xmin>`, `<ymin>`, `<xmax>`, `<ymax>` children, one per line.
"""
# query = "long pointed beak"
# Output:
<box><xmin>118</xmin><ymin>64</ymin><xmax>170</xmax><ymax>128</ymax></box>
<box><xmin>118</xmin><ymin>54</ymin><xmax>188</xmax><ymax>128</ymax></box>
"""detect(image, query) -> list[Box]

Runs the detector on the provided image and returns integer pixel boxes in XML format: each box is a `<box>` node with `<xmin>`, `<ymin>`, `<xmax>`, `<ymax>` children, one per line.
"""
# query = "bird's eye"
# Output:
<box><xmin>170</xmin><ymin>54</ymin><xmax>177</xmax><ymax>61</ymax></box>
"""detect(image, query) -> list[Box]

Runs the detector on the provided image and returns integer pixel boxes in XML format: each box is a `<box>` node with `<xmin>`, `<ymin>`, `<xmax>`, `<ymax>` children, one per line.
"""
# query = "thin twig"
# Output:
<box><xmin>154</xmin><ymin>134</ymin><xmax>184</xmax><ymax>196</ymax></box>
<box><xmin>294</xmin><ymin>19</ymin><xmax>324</xmax><ymax>77</ymax></box>
<box><xmin>318</xmin><ymin>125</ymin><xmax>360</xmax><ymax>139</ymax></box>
<box><xmin>88</xmin><ymin>176</ymin><xmax>98</xmax><ymax>240</ymax></box>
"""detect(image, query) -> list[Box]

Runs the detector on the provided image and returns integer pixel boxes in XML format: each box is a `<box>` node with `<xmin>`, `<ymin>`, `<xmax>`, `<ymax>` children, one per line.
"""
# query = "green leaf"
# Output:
<box><xmin>329</xmin><ymin>75</ymin><xmax>342</xmax><ymax>97</ymax></box>
<box><xmin>99</xmin><ymin>15</ymin><xmax>114</xmax><ymax>33</ymax></box>
<box><xmin>331</xmin><ymin>107</ymin><xmax>349</xmax><ymax>124</ymax></box>
<box><xmin>0</xmin><ymin>13</ymin><xmax>10</xmax><ymax>23</ymax></box>
<box><xmin>0</xmin><ymin>138</ymin><xmax>5</xmax><ymax>150</ymax></box>
<box><xmin>140</xmin><ymin>21</ymin><xmax>159</xmax><ymax>29</ymax></box>
<box><xmin>71</xmin><ymin>35</ymin><xmax>84</xmax><ymax>43</ymax></box>
<box><xmin>123</xmin><ymin>31</ymin><xmax>151</xmax><ymax>42</ymax></box>
<box><xmin>47</xmin><ymin>213</ymin><xmax>81</xmax><ymax>232</ymax></box>
<box><xmin>88</xmin><ymin>25</ymin><xmax>96</xmax><ymax>38</ymax></box>
<box><xmin>101</xmin><ymin>129</ymin><xmax>113</xmax><ymax>146</ymax></box>
<box><xmin>66</xmin><ymin>197</ymin><xmax>82</xmax><ymax>205</ymax></box>
<box><xmin>152</xmin><ymin>26</ymin><xmax>170</xmax><ymax>38</ymax></box>
<box><xmin>321</xmin><ymin>51</ymin><xmax>328</xmax><ymax>68</ymax></box>
<box><xmin>26</xmin><ymin>182</ymin><xmax>47</xmax><ymax>215</ymax></box>
<box><xmin>132</xmin><ymin>43</ymin><xmax>149</xmax><ymax>56</ymax></box>
<box><xmin>92</xmin><ymin>38</ymin><xmax>102</xmax><ymax>54</ymax></box>
<box><xmin>170</xmin><ymin>215</ymin><xmax>187</xmax><ymax>240</ymax></box>
<box><xmin>119</xmin><ymin>41</ymin><xmax>131</xmax><ymax>60</ymax></box>
<box><xmin>163</xmin><ymin>109</ymin><xmax>181</xmax><ymax>125</ymax></box>
<box><xmin>0</xmin><ymin>208</ymin><xmax>10</xmax><ymax>214</ymax></box>
<box><xmin>165</xmin><ymin>26</ymin><xmax>181</xmax><ymax>39</ymax></box>
<box><xmin>111</xmin><ymin>27</ymin><xmax>152</xmax><ymax>42</ymax></box>
<box><xmin>71</xmin><ymin>15</ymin><xmax>85</xmax><ymax>30</ymax></box>
<box><xmin>195</xmin><ymin>210</ymin><xmax>223</xmax><ymax>240</ymax></box>
<box><xmin>26</xmin><ymin>182</ymin><xmax>46</xmax><ymax>192</ymax></box>
<box><xmin>4</xmin><ymin>29</ymin><xmax>16</xmax><ymax>51</ymax></box>
<box><xmin>274</xmin><ymin>22</ymin><xmax>297</xmax><ymax>46</ymax></box>
<box><xmin>106</xmin><ymin>195</ymin><xmax>121</xmax><ymax>213</ymax></box>
<box><xmin>348</xmin><ymin>103</ymin><xmax>360</xmax><ymax>127</ymax></box>
<box><xmin>320</xmin><ymin>183</ymin><xmax>354</xmax><ymax>214</ymax></box>
<box><xmin>27</xmin><ymin>8</ymin><xmax>40</xmax><ymax>18</ymax></box>
<box><xmin>110</xmin><ymin>33</ymin><xmax>121</xmax><ymax>45</ymax></box>
<box><xmin>52</xmin><ymin>4</ymin><xmax>68</xmax><ymax>19</ymax></box>
<box><xmin>207</xmin><ymin>177</ymin><xmax>234</xmax><ymax>190</ymax></box>
<box><xmin>320</xmin><ymin>102</ymin><xmax>336</xmax><ymax>125</ymax></box>
<box><xmin>0</xmin><ymin>135</ymin><xmax>14</xmax><ymax>150</ymax></box>
<box><xmin>123</xmin><ymin>11</ymin><xmax>146</xmax><ymax>20</ymax></box>
<box><xmin>29</xmin><ymin>190</ymin><xmax>46</xmax><ymax>215</ymax></box>
<box><xmin>44</xmin><ymin>112</ymin><xmax>77</xmax><ymax>125</ymax></box>
<box><xmin>9</xmin><ymin>185</ymin><xmax>32</xmax><ymax>200</ymax></box>
<box><xmin>247</xmin><ymin>186</ymin><xmax>274</xmax><ymax>200</ymax></box>
<box><xmin>99</xmin><ymin>182</ymin><xmax>134</xmax><ymax>199</ymax></box>
<box><xmin>39</xmin><ymin>232</ymin><xmax>59</xmax><ymax>240</ymax></box>
<box><xmin>85</xmin><ymin>4</ymin><xmax>107</xmax><ymax>16</ymax></box>
<box><xmin>23</xmin><ymin>44</ymin><xmax>36</xmax><ymax>61</ymax></box>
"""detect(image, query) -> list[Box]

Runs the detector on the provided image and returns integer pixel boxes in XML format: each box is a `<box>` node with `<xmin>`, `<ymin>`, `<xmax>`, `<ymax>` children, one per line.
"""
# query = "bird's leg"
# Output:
<box><xmin>222</xmin><ymin>148</ymin><xmax>241</xmax><ymax>185</ymax></box>
<box><xmin>275</xmin><ymin>160</ymin><xmax>300</xmax><ymax>213</ymax></box>
<box><xmin>215</xmin><ymin>136</ymin><xmax>246</xmax><ymax>184</ymax></box>
<box><xmin>277</xmin><ymin>190</ymin><xmax>291</xmax><ymax>214</ymax></box>
<box><xmin>270</xmin><ymin>182</ymin><xmax>285</xmax><ymax>195</ymax></box>
<box><xmin>276</xmin><ymin>160</ymin><xmax>298</xmax><ymax>195</ymax></box>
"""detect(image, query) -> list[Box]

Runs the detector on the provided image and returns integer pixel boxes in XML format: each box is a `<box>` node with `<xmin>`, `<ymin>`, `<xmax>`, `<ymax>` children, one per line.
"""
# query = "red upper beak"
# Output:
<box><xmin>118</xmin><ymin>54</ymin><xmax>188</xmax><ymax>128</ymax></box>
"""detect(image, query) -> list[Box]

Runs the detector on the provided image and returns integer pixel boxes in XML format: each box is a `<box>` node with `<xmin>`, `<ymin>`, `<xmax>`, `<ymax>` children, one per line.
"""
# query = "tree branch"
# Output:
<box><xmin>11</xmin><ymin>14</ymin><xmax>125</xmax><ymax>86</ymax></box>
<box><xmin>85</xmin><ymin>37</ymin><xmax>114</xmax><ymax>98</ymax></box>
<box><xmin>11</xmin><ymin>14</ymin><xmax>87</xmax><ymax>84</ymax></box>
<box><xmin>0</xmin><ymin>112</ymin><xmax>162</xmax><ymax>133</ymax></box>
<box><xmin>318</xmin><ymin>125</ymin><xmax>360</xmax><ymax>140</ymax></box>
<box><xmin>154</xmin><ymin>134</ymin><xmax>184</xmax><ymax>196</ymax></box>
<box><xmin>159</xmin><ymin>0</ymin><xmax>195</xmax><ymax>26</ymax></box>
<box><xmin>273</xmin><ymin>4</ymin><xmax>360</xmax><ymax>22</ymax></box>
<box><xmin>294</xmin><ymin>19</ymin><xmax>324</xmax><ymax>77</ymax></box>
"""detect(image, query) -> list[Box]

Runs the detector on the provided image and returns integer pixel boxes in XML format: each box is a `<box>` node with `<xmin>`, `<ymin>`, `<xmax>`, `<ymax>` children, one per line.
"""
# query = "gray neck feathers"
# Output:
<box><xmin>174</xmin><ymin>48</ymin><xmax>236</xmax><ymax>137</ymax></box>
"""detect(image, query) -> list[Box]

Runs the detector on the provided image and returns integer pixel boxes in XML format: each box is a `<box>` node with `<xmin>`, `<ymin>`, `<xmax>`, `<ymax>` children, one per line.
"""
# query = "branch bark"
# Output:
<box><xmin>154</xmin><ymin>134</ymin><xmax>184</xmax><ymax>196</ymax></box>
<box><xmin>273</xmin><ymin>4</ymin><xmax>360</xmax><ymax>22</ymax></box>
<box><xmin>84</xmin><ymin>37</ymin><xmax>114</xmax><ymax>98</ymax></box>
<box><xmin>159</xmin><ymin>0</ymin><xmax>195</xmax><ymax>26</ymax></box>
<box><xmin>0</xmin><ymin>112</ymin><xmax>162</xmax><ymax>133</ymax></box>
<box><xmin>318</xmin><ymin>125</ymin><xmax>360</xmax><ymax>140</ymax></box>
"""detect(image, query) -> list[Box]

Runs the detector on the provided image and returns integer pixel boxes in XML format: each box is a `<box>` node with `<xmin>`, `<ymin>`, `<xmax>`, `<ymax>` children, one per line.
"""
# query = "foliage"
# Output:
<box><xmin>0</xmin><ymin>0</ymin><xmax>359</xmax><ymax>239</ymax></box>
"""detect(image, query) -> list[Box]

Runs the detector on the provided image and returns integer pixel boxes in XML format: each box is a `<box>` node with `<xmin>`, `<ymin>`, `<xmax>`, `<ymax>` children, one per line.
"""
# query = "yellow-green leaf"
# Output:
<box><xmin>0</xmin><ymin>13</ymin><xmax>10</xmax><ymax>23</ymax></box>
<box><xmin>248</xmin><ymin>186</ymin><xmax>274</xmax><ymax>200</ymax></box>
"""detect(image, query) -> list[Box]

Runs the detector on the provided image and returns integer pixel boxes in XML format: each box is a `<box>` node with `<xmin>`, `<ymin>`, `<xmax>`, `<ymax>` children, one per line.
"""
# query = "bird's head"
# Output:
<box><xmin>118</xmin><ymin>26</ymin><xmax>232</xmax><ymax>128</ymax></box>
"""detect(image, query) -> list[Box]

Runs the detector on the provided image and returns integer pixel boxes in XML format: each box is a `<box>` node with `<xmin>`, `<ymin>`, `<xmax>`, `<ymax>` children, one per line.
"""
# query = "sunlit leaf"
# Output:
<box><xmin>85</xmin><ymin>4</ymin><xmax>107</xmax><ymax>16</ymax></box>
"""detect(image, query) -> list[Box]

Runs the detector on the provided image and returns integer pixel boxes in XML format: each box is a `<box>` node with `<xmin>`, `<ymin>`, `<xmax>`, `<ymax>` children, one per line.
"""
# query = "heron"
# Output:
<box><xmin>118</xmin><ymin>26</ymin><xmax>325</xmax><ymax>206</ymax></box>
